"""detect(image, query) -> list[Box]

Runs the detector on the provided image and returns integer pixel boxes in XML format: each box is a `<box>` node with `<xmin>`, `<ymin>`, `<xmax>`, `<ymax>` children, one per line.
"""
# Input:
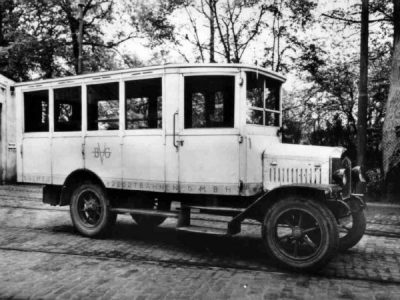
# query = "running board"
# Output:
<box><xmin>110</xmin><ymin>208</ymin><xmax>179</xmax><ymax>218</ymax></box>
<box><xmin>178</xmin><ymin>205</ymin><xmax>242</xmax><ymax>235</ymax></box>
<box><xmin>186</xmin><ymin>205</ymin><xmax>244</xmax><ymax>216</ymax></box>
<box><xmin>176</xmin><ymin>225</ymin><xmax>228</xmax><ymax>236</ymax></box>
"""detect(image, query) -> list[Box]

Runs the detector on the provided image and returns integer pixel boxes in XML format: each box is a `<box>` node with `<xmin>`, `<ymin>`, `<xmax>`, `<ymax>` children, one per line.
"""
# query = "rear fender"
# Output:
<box><xmin>56</xmin><ymin>169</ymin><xmax>106</xmax><ymax>206</ymax></box>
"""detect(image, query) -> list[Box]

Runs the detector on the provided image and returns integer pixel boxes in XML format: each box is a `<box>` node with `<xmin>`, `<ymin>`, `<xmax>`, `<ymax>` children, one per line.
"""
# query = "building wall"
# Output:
<box><xmin>382</xmin><ymin>46</ymin><xmax>400</xmax><ymax>198</ymax></box>
<box><xmin>0</xmin><ymin>75</ymin><xmax>16</xmax><ymax>183</ymax></box>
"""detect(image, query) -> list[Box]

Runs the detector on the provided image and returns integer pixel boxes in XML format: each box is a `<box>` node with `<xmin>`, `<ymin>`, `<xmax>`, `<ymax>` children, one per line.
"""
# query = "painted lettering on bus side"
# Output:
<box><xmin>92</xmin><ymin>142</ymin><xmax>111</xmax><ymax>164</ymax></box>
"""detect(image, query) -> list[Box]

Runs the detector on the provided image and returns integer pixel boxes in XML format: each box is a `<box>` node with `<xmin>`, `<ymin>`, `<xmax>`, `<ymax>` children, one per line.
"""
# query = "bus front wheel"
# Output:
<box><xmin>261</xmin><ymin>196</ymin><xmax>339</xmax><ymax>271</ymax></box>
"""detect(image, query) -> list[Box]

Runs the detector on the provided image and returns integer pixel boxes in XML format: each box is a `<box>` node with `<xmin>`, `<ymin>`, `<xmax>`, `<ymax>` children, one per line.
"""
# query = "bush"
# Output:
<box><xmin>365</xmin><ymin>168</ymin><xmax>384</xmax><ymax>202</ymax></box>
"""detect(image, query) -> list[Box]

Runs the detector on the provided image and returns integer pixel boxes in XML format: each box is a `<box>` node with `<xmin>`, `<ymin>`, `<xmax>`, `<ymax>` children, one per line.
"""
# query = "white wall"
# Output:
<box><xmin>0</xmin><ymin>75</ymin><xmax>16</xmax><ymax>183</ymax></box>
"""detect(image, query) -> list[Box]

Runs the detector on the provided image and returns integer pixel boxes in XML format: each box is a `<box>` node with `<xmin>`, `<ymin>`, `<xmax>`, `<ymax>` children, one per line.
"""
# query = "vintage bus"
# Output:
<box><xmin>15</xmin><ymin>64</ymin><xmax>366</xmax><ymax>271</ymax></box>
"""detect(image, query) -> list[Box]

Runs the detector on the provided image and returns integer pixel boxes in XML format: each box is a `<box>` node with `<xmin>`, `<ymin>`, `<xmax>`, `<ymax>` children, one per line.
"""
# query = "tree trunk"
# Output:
<box><xmin>0</xmin><ymin>11</ymin><xmax>3</xmax><ymax>47</ymax></box>
<box><xmin>209</xmin><ymin>0</ymin><xmax>215</xmax><ymax>63</ymax></box>
<box><xmin>356</xmin><ymin>0</ymin><xmax>369</xmax><ymax>171</ymax></box>
<box><xmin>382</xmin><ymin>0</ymin><xmax>400</xmax><ymax>196</ymax></box>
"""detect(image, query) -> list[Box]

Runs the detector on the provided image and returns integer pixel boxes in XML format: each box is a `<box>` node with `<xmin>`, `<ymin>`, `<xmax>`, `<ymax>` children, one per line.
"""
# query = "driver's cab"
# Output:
<box><xmin>169</xmin><ymin>64</ymin><xmax>285</xmax><ymax>197</ymax></box>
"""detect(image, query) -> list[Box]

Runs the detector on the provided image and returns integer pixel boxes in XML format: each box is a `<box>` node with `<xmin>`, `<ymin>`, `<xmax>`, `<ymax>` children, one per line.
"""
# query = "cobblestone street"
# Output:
<box><xmin>1</xmin><ymin>185</ymin><xmax>400</xmax><ymax>299</ymax></box>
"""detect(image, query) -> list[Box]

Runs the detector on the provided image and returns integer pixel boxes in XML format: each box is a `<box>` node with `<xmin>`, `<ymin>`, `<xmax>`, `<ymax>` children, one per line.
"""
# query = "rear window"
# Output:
<box><xmin>24</xmin><ymin>90</ymin><xmax>49</xmax><ymax>132</ymax></box>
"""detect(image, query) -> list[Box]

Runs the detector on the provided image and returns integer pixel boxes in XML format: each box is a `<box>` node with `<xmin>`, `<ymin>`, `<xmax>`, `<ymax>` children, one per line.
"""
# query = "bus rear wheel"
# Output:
<box><xmin>70</xmin><ymin>183</ymin><xmax>116</xmax><ymax>237</ymax></box>
<box><xmin>130</xmin><ymin>194</ymin><xmax>169</xmax><ymax>228</ymax></box>
<box><xmin>262</xmin><ymin>196</ymin><xmax>339</xmax><ymax>271</ymax></box>
<box><xmin>337</xmin><ymin>198</ymin><xmax>366</xmax><ymax>251</ymax></box>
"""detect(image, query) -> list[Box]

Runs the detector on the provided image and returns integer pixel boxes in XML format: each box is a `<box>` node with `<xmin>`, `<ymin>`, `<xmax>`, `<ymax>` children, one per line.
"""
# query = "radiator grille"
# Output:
<box><xmin>266</xmin><ymin>167</ymin><xmax>322</xmax><ymax>184</ymax></box>
<box><xmin>263</xmin><ymin>157</ymin><xmax>326</xmax><ymax>190</ymax></box>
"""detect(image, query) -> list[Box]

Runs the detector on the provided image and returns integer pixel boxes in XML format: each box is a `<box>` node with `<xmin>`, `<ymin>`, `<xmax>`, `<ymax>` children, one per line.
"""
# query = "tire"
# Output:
<box><xmin>338</xmin><ymin>209</ymin><xmax>366</xmax><ymax>251</ymax></box>
<box><xmin>70</xmin><ymin>183</ymin><xmax>116</xmax><ymax>238</ymax></box>
<box><xmin>132</xmin><ymin>215</ymin><xmax>167</xmax><ymax>228</ymax></box>
<box><xmin>261</xmin><ymin>196</ymin><xmax>339</xmax><ymax>271</ymax></box>
<box><xmin>130</xmin><ymin>194</ymin><xmax>169</xmax><ymax>228</ymax></box>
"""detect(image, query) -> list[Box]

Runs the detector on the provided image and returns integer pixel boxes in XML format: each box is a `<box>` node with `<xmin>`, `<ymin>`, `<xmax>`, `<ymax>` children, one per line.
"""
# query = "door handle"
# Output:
<box><xmin>173</xmin><ymin>111</ymin><xmax>179</xmax><ymax>149</ymax></box>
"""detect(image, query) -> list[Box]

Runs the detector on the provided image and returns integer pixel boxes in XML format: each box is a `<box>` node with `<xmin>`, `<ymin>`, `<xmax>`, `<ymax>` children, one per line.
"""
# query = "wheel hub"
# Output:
<box><xmin>292</xmin><ymin>226</ymin><xmax>303</xmax><ymax>239</ymax></box>
<box><xmin>84</xmin><ymin>199</ymin><xmax>98</xmax><ymax>212</ymax></box>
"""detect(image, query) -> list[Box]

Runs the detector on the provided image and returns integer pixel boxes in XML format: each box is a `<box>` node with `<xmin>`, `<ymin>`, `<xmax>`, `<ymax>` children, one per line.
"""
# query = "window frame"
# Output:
<box><xmin>86</xmin><ymin>81</ymin><xmax>120</xmax><ymax>132</ymax></box>
<box><xmin>53</xmin><ymin>85</ymin><xmax>82</xmax><ymax>133</ymax></box>
<box><xmin>246</xmin><ymin>71</ymin><xmax>282</xmax><ymax>128</ymax></box>
<box><xmin>22</xmin><ymin>88</ymin><xmax>50</xmax><ymax>135</ymax></box>
<box><xmin>121</xmin><ymin>75</ymin><xmax>164</xmax><ymax>136</ymax></box>
<box><xmin>181</xmin><ymin>72</ymin><xmax>239</xmax><ymax>134</ymax></box>
<box><xmin>124</xmin><ymin>76</ymin><xmax>163</xmax><ymax>132</ymax></box>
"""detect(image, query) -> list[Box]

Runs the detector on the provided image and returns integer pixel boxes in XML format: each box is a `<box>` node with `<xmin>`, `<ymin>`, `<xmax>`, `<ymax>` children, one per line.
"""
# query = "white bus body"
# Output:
<box><xmin>14</xmin><ymin>64</ymin><xmax>365</xmax><ymax>271</ymax></box>
<box><xmin>15</xmin><ymin>64</ymin><xmax>345</xmax><ymax>196</ymax></box>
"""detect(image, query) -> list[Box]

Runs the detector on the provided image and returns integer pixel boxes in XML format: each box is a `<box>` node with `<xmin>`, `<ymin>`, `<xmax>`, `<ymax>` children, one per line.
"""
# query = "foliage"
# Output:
<box><xmin>261</xmin><ymin>0</ymin><xmax>317</xmax><ymax>72</ymax></box>
<box><xmin>132</xmin><ymin>0</ymin><xmax>317</xmax><ymax>65</ymax></box>
<box><xmin>280</xmin><ymin>0</ymin><xmax>393</xmax><ymax>176</ymax></box>
<box><xmin>0</xmin><ymin>0</ymin><xmax>135</xmax><ymax>81</ymax></box>
<box><xmin>365</xmin><ymin>168</ymin><xmax>384</xmax><ymax>202</ymax></box>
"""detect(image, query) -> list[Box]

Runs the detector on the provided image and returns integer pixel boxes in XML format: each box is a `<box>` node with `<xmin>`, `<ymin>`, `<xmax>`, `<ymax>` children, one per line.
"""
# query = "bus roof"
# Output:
<box><xmin>13</xmin><ymin>63</ymin><xmax>286</xmax><ymax>87</ymax></box>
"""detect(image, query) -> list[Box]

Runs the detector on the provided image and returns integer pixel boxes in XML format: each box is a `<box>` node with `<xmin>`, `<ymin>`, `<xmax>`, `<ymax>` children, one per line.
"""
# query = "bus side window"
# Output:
<box><xmin>87</xmin><ymin>82</ymin><xmax>119</xmax><ymax>130</ymax></box>
<box><xmin>125</xmin><ymin>78</ymin><xmax>162</xmax><ymax>129</ymax></box>
<box><xmin>184</xmin><ymin>76</ymin><xmax>234</xmax><ymax>129</ymax></box>
<box><xmin>24</xmin><ymin>90</ymin><xmax>49</xmax><ymax>132</ymax></box>
<box><xmin>54</xmin><ymin>86</ymin><xmax>82</xmax><ymax>132</ymax></box>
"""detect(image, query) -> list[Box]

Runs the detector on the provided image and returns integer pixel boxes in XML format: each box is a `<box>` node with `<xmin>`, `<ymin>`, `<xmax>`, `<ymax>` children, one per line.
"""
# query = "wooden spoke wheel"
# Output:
<box><xmin>262</xmin><ymin>196</ymin><xmax>338</xmax><ymax>271</ymax></box>
<box><xmin>70</xmin><ymin>183</ymin><xmax>116</xmax><ymax>237</ymax></box>
<box><xmin>131</xmin><ymin>195</ymin><xmax>170</xmax><ymax>228</ymax></box>
<box><xmin>337</xmin><ymin>203</ymin><xmax>366</xmax><ymax>251</ymax></box>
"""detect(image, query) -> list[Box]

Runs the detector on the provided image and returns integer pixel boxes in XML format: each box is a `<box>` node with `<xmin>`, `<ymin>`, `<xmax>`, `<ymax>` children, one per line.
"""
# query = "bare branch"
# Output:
<box><xmin>321</xmin><ymin>13</ymin><xmax>389</xmax><ymax>24</ymax></box>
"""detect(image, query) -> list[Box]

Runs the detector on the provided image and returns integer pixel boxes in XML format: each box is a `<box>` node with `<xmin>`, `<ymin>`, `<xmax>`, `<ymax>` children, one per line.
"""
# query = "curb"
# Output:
<box><xmin>366</xmin><ymin>202</ymin><xmax>400</xmax><ymax>208</ymax></box>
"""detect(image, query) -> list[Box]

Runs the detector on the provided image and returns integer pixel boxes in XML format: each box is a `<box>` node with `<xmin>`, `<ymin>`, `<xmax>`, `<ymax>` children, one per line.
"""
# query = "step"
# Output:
<box><xmin>183</xmin><ymin>205</ymin><xmax>244</xmax><ymax>216</ymax></box>
<box><xmin>110</xmin><ymin>208</ymin><xmax>179</xmax><ymax>218</ymax></box>
<box><xmin>176</xmin><ymin>225</ymin><xmax>228</xmax><ymax>236</ymax></box>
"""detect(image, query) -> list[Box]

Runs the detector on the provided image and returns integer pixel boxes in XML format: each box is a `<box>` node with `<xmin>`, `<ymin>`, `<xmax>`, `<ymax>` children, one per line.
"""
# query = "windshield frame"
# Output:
<box><xmin>245</xmin><ymin>71</ymin><xmax>282</xmax><ymax>128</ymax></box>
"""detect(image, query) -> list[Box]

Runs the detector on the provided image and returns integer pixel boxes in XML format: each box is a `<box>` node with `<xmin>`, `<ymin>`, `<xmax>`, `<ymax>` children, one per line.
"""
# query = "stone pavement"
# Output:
<box><xmin>1</xmin><ymin>184</ymin><xmax>400</xmax><ymax>299</ymax></box>
<box><xmin>2</xmin><ymin>249</ymin><xmax>400</xmax><ymax>300</ymax></box>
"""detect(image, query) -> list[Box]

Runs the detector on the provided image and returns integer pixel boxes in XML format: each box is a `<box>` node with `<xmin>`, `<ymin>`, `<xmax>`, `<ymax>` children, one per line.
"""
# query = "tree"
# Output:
<box><xmin>0</xmin><ymin>0</ymin><xmax>135</xmax><ymax>81</ymax></box>
<box><xmin>39</xmin><ymin>0</ymin><xmax>134</xmax><ymax>75</ymax></box>
<box><xmin>357</xmin><ymin>0</ymin><xmax>369</xmax><ymax>171</ymax></box>
<box><xmin>262</xmin><ymin>0</ymin><xmax>317</xmax><ymax>73</ymax></box>
<box><xmin>134</xmin><ymin>0</ymin><xmax>317</xmax><ymax>65</ymax></box>
<box><xmin>382</xmin><ymin>0</ymin><xmax>400</xmax><ymax>198</ymax></box>
<box><xmin>0</xmin><ymin>1</ymin><xmax>37</xmax><ymax>81</ymax></box>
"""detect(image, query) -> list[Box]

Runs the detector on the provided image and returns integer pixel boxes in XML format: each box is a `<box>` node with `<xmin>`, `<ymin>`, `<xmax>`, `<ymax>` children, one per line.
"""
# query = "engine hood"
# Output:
<box><xmin>263</xmin><ymin>143</ymin><xmax>345</xmax><ymax>161</ymax></box>
<box><xmin>262</xmin><ymin>143</ymin><xmax>346</xmax><ymax>191</ymax></box>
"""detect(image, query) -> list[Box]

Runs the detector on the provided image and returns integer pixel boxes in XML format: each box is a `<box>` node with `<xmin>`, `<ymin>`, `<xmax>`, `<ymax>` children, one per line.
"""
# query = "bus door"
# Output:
<box><xmin>174</xmin><ymin>74</ymin><xmax>241</xmax><ymax>195</ymax></box>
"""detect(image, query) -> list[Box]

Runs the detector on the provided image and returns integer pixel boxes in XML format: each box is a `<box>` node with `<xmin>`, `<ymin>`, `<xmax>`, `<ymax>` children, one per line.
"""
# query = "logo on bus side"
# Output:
<box><xmin>92</xmin><ymin>143</ymin><xmax>111</xmax><ymax>164</ymax></box>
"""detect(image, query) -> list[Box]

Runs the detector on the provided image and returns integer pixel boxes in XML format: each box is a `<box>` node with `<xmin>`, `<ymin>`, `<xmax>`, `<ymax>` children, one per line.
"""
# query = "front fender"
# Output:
<box><xmin>228</xmin><ymin>183</ymin><xmax>342</xmax><ymax>234</ymax></box>
<box><xmin>265</xmin><ymin>184</ymin><xmax>343</xmax><ymax>201</ymax></box>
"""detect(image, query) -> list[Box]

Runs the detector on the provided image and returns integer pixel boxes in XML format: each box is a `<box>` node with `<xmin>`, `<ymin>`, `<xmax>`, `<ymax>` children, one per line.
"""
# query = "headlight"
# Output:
<box><xmin>330</xmin><ymin>156</ymin><xmax>351</xmax><ymax>198</ymax></box>
<box><xmin>333</xmin><ymin>168</ymin><xmax>347</xmax><ymax>186</ymax></box>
